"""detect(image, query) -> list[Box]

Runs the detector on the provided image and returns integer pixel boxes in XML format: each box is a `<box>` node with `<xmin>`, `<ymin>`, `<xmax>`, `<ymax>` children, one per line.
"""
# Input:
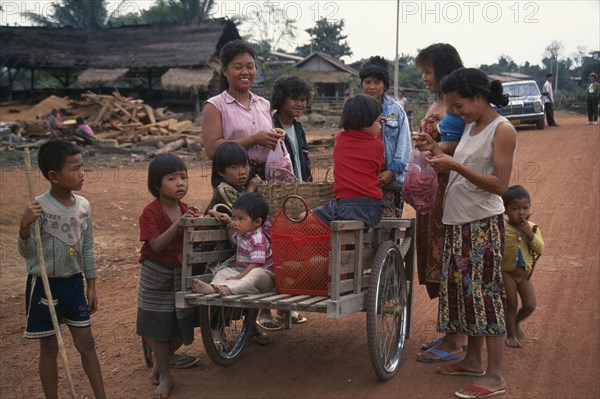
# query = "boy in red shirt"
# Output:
<box><xmin>313</xmin><ymin>94</ymin><xmax>385</xmax><ymax>226</ymax></box>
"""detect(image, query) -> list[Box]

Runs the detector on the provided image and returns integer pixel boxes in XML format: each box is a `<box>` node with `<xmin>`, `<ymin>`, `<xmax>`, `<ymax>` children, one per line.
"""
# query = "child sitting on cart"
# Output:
<box><xmin>312</xmin><ymin>94</ymin><xmax>385</xmax><ymax>226</ymax></box>
<box><xmin>192</xmin><ymin>192</ymin><xmax>275</xmax><ymax>296</ymax></box>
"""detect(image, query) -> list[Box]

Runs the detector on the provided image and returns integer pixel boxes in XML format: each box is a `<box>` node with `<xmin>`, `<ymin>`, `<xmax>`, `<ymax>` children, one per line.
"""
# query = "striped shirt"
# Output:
<box><xmin>233</xmin><ymin>222</ymin><xmax>273</xmax><ymax>271</ymax></box>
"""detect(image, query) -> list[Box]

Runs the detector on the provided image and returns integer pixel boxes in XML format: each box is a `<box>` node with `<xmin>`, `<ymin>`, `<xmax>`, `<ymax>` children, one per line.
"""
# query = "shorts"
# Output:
<box><xmin>312</xmin><ymin>197</ymin><xmax>384</xmax><ymax>227</ymax></box>
<box><xmin>25</xmin><ymin>273</ymin><xmax>90</xmax><ymax>339</ymax></box>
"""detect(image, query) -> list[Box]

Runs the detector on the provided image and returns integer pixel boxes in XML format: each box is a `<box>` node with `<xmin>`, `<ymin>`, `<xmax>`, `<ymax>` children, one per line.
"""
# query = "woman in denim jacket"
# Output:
<box><xmin>360</xmin><ymin>56</ymin><xmax>412</xmax><ymax>217</ymax></box>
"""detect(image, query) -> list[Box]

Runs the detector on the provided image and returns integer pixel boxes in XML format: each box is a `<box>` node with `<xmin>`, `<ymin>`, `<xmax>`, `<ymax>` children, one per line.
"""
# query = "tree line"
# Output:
<box><xmin>5</xmin><ymin>0</ymin><xmax>599</xmax><ymax>113</ymax></box>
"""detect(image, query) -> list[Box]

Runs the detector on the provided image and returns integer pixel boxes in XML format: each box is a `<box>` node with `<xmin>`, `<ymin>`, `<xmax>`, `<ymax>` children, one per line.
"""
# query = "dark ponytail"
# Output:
<box><xmin>489</xmin><ymin>80</ymin><xmax>509</xmax><ymax>107</ymax></box>
<box><xmin>441</xmin><ymin>67</ymin><xmax>509</xmax><ymax>107</ymax></box>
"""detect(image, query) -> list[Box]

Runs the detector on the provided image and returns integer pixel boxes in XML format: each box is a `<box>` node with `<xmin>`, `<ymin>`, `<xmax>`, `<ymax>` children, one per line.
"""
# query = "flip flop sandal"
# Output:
<box><xmin>454</xmin><ymin>383</ymin><xmax>506</xmax><ymax>398</ymax></box>
<box><xmin>169</xmin><ymin>355</ymin><xmax>200</xmax><ymax>369</ymax></box>
<box><xmin>291</xmin><ymin>312</ymin><xmax>307</xmax><ymax>324</ymax></box>
<box><xmin>416</xmin><ymin>347</ymin><xmax>464</xmax><ymax>363</ymax></box>
<box><xmin>420</xmin><ymin>337</ymin><xmax>443</xmax><ymax>350</ymax></box>
<box><xmin>248</xmin><ymin>332</ymin><xmax>273</xmax><ymax>346</ymax></box>
<box><xmin>276</xmin><ymin>312</ymin><xmax>308</xmax><ymax>324</ymax></box>
<box><xmin>435</xmin><ymin>363</ymin><xmax>486</xmax><ymax>376</ymax></box>
<box><xmin>256</xmin><ymin>318</ymin><xmax>282</xmax><ymax>331</ymax></box>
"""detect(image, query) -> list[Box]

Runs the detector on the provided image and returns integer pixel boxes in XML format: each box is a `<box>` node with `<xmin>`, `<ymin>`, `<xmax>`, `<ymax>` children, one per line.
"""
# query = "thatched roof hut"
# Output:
<box><xmin>0</xmin><ymin>19</ymin><xmax>239</xmax><ymax>94</ymax></box>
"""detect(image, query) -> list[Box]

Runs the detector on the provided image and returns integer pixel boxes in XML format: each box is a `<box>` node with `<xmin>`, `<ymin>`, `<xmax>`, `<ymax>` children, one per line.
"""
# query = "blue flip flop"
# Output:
<box><xmin>420</xmin><ymin>337</ymin><xmax>443</xmax><ymax>350</ymax></box>
<box><xmin>416</xmin><ymin>347</ymin><xmax>464</xmax><ymax>363</ymax></box>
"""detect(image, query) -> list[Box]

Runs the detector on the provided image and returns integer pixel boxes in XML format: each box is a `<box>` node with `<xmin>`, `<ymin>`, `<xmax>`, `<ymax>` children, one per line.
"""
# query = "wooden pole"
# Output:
<box><xmin>23</xmin><ymin>149</ymin><xmax>77</xmax><ymax>399</ymax></box>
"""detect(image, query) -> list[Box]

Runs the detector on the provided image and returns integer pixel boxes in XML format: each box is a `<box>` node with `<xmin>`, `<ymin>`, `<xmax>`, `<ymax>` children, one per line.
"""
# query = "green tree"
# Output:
<box><xmin>22</xmin><ymin>0</ymin><xmax>108</xmax><ymax>28</ymax></box>
<box><xmin>581</xmin><ymin>51</ymin><xmax>600</xmax><ymax>81</ymax></box>
<box><xmin>296</xmin><ymin>18</ymin><xmax>352</xmax><ymax>58</ymax></box>
<box><xmin>138</xmin><ymin>0</ymin><xmax>215</xmax><ymax>23</ymax></box>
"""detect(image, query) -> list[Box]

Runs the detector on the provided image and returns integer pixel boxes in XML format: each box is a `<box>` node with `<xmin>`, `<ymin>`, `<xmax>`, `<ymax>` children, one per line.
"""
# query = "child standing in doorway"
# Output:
<box><xmin>18</xmin><ymin>140</ymin><xmax>105</xmax><ymax>398</ymax></box>
<box><xmin>501</xmin><ymin>185</ymin><xmax>544</xmax><ymax>348</ymax></box>
<box><xmin>137</xmin><ymin>153</ymin><xmax>202</xmax><ymax>399</ymax></box>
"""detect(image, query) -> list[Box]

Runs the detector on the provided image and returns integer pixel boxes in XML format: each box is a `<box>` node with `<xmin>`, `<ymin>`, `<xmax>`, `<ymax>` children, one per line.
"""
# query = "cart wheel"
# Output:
<box><xmin>199</xmin><ymin>304</ymin><xmax>256</xmax><ymax>366</ymax></box>
<box><xmin>366</xmin><ymin>240</ymin><xmax>408</xmax><ymax>381</ymax></box>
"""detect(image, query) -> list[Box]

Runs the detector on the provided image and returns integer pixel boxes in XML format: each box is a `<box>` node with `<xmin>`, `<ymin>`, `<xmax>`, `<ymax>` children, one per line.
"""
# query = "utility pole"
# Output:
<box><xmin>393</xmin><ymin>0</ymin><xmax>400</xmax><ymax>100</ymax></box>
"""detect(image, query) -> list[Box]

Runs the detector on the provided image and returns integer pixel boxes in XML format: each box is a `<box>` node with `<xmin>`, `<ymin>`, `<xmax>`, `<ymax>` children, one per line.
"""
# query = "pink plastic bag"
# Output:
<box><xmin>402</xmin><ymin>149</ymin><xmax>438</xmax><ymax>214</ymax></box>
<box><xmin>265</xmin><ymin>140</ymin><xmax>295</xmax><ymax>182</ymax></box>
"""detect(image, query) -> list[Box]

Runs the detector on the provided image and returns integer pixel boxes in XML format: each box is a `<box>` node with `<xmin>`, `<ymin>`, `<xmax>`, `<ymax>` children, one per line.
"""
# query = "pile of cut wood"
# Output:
<box><xmin>13</xmin><ymin>91</ymin><xmax>203</xmax><ymax>157</ymax></box>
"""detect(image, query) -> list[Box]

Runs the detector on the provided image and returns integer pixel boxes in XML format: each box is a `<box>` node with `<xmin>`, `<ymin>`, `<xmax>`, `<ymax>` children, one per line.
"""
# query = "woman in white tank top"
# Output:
<box><xmin>417</xmin><ymin>68</ymin><xmax>516</xmax><ymax>398</ymax></box>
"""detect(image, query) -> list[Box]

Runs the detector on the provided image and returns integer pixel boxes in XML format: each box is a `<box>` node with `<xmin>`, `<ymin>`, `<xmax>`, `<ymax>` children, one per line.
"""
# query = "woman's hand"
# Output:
<box><xmin>426</xmin><ymin>153</ymin><xmax>459</xmax><ymax>173</ymax></box>
<box><xmin>253</xmin><ymin>128</ymin><xmax>284</xmax><ymax>150</ymax></box>
<box><xmin>415</xmin><ymin>133</ymin><xmax>435</xmax><ymax>151</ymax></box>
<box><xmin>415</xmin><ymin>133</ymin><xmax>444</xmax><ymax>156</ymax></box>
<box><xmin>378</xmin><ymin>170</ymin><xmax>395</xmax><ymax>185</ymax></box>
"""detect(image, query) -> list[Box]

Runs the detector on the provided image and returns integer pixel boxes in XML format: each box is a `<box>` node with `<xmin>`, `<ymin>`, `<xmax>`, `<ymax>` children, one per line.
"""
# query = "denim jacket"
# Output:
<box><xmin>381</xmin><ymin>93</ymin><xmax>412</xmax><ymax>184</ymax></box>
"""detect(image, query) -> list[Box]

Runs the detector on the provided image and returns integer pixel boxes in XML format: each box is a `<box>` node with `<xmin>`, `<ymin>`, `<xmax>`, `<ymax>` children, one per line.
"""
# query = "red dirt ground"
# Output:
<box><xmin>0</xmin><ymin>111</ymin><xmax>598</xmax><ymax>398</ymax></box>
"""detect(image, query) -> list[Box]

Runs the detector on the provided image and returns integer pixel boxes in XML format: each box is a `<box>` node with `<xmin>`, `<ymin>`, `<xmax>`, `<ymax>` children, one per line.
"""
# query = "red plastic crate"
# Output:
<box><xmin>271</xmin><ymin>205</ymin><xmax>331</xmax><ymax>296</ymax></box>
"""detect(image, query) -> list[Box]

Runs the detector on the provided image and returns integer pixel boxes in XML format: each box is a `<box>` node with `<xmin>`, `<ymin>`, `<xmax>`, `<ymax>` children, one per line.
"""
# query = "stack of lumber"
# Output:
<box><xmin>75</xmin><ymin>91</ymin><xmax>201</xmax><ymax>153</ymax></box>
<box><xmin>12</xmin><ymin>92</ymin><xmax>203</xmax><ymax>156</ymax></box>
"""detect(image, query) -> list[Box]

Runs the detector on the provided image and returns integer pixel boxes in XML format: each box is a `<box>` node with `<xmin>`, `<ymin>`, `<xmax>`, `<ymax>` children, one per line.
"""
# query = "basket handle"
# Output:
<box><xmin>323</xmin><ymin>166</ymin><xmax>334</xmax><ymax>182</ymax></box>
<box><xmin>282</xmin><ymin>195</ymin><xmax>309</xmax><ymax>223</ymax></box>
<box><xmin>208</xmin><ymin>203</ymin><xmax>233</xmax><ymax>226</ymax></box>
<box><xmin>211</xmin><ymin>203</ymin><xmax>232</xmax><ymax>214</ymax></box>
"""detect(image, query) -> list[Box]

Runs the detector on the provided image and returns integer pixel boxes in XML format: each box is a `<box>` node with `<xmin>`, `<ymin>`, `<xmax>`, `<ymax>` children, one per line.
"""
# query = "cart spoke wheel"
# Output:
<box><xmin>366</xmin><ymin>241</ymin><xmax>408</xmax><ymax>381</ymax></box>
<box><xmin>199</xmin><ymin>304</ymin><xmax>255</xmax><ymax>367</ymax></box>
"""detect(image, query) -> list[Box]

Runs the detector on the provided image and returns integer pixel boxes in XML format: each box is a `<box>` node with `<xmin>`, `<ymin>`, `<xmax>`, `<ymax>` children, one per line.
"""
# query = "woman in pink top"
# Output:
<box><xmin>202</xmin><ymin>40</ymin><xmax>284</xmax><ymax>180</ymax></box>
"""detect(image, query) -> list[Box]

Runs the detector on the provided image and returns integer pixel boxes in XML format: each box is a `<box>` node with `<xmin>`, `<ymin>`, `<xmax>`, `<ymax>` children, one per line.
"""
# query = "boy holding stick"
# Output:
<box><xmin>19</xmin><ymin>140</ymin><xmax>105</xmax><ymax>398</ymax></box>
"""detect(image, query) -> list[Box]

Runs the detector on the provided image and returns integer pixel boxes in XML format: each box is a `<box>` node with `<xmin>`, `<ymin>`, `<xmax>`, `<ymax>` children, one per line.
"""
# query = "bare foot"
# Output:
<box><xmin>150</xmin><ymin>366</ymin><xmax>159</xmax><ymax>385</ymax></box>
<box><xmin>515</xmin><ymin>322</ymin><xmax>525</xmax><ymax>341</ymax></box>
<box><xmin>214</xmin><ymin>285</ymin><xmax>233</xmax><ymax>296</ymax></box>
<box><xmin>153</xmin><ymin>377</ymin><xmax>173</xmax><ymax>399</ymax></box>
<box><xmin>506</xmin><ymin>335</ymin><xmax>522</xmax><ymax>348</ymax></box>
<box><xmin>191</xmin><ymin>278</ymin><xmax>217</xmax><ymax>294</ymax></box>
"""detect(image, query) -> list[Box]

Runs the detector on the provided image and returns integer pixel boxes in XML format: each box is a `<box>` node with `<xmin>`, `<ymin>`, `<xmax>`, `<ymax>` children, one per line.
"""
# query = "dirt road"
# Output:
<box><xmin>0</xmin><ymin>112</ymin><xmax>598</xmax><ymax>398</ymax></box>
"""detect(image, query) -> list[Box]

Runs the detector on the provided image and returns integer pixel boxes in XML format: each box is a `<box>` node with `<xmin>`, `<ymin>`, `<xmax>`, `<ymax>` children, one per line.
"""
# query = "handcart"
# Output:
<box><xmin>175</xmin><ymin>199</ymin><xmax>415</xmax><ymax>381</ymax></box>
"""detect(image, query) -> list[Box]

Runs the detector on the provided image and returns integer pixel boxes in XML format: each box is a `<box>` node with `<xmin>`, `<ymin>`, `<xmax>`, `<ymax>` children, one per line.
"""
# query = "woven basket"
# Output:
<box><xmin>257</xmin><ymin>168</ymin><xmax>334</xmax><ymax>219</ymax></box>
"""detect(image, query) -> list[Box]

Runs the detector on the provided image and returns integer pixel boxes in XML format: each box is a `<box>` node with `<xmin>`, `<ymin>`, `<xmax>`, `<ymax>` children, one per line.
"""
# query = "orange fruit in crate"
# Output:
<box><xmin>280</xmin><ymin>276</ymin><xmax>296</xmax><ymax>289</ymax></box>
<box><xmin>304</xmin><ymin>255</ymin><xmax>329</xmax><ymax>291</ymax></box>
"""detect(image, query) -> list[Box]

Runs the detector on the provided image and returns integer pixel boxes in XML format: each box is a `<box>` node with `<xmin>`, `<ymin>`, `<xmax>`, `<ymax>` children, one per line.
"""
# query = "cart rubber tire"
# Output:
<box><xmin>366</xmin><ymin>240</ymin><xmax>408</xmax><ymax>381</ymax></box>
<box><xmin>199</xmin><ymin>304</ymin><xmax>256</xmax><ymax>367</ymax></box>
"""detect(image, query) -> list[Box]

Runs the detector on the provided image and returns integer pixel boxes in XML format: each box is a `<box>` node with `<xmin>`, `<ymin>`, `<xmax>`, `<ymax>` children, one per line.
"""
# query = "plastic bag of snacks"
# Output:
<box><xmin>402</xmin><ymin>149</ymin><xmax>438</xmax><ymax>214</ymax></box>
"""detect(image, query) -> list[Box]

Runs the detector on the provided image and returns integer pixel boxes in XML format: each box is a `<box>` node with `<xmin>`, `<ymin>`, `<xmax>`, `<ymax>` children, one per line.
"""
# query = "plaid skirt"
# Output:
<box><xmin>136</xmin><ymin>259</ymin><xmax>196</xmax><ymax>344</ymax></box>
<box><xmin>438</xmin><ymin>215</ymin><xmax>506</xmax><ymax>336</ymax></box>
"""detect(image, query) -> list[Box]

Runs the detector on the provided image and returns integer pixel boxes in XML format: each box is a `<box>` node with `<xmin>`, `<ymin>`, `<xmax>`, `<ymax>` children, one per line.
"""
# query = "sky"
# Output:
<box><xmin>0</xmin><ymin>0</ymin><xmax>598</xmax><ymax>67</ymax></box>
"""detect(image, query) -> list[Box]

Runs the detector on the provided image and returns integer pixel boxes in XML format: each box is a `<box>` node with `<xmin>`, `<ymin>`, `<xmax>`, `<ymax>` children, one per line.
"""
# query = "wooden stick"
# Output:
<box><xmin>23</xmin><ymin>149</ymin><xmax>77</xmax><ymax>399</ymax></box>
